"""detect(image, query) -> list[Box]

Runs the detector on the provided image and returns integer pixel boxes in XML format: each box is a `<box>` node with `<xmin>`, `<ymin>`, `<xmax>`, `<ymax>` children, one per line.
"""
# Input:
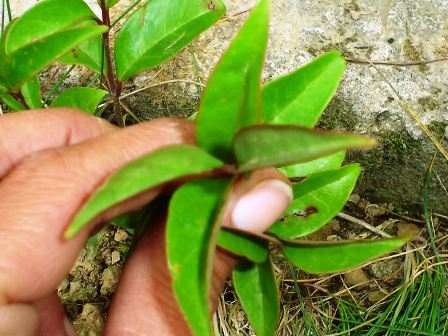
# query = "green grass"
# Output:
<box><xmin>215</xmin><ymin>216</ymin><xmax>447</xmax><ymax>336</ymax></box>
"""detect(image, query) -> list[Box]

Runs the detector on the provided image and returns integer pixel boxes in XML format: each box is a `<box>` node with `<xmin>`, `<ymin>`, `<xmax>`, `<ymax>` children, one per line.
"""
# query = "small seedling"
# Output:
<box><xmin>0</xmin><ymin>0</ymin><xmax>226</xmax><ymax>125</ymax></box>
<box><xmin>61</xmin><ymin>1</ymin><xmax>408</xmax><ymax>335</ymax></box>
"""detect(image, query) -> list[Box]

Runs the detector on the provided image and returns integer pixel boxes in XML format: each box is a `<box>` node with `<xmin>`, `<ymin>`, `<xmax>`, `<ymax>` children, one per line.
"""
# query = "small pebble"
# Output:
<box><xmin>397</xmin><ymin>222</ymin><xmax>420</xmax><ymax>237</ymax></box>
<box><xmin>101</xmin><ymin>265</ymin><xmax>121</xmax><ymax>296</ymax></box>
<box><xmin>366</xmin><ymin>204</ymin><xmax>386</xmax><ymax>217</ymax></box>
<box><xmin>368</xmin><ymin>290</ymin><xmax>387</xmax><ymax>302</ymax></box>
<box><xmin>58</xmin><ymin>278</ymin><xmax>69</xmax><ymax>293</ymax></box>
<box><xmin>114</xmin><ymin>229</ymin><xmax>130</xmax><ymax>242</ymax></box>
<box><xmin>368</xmin><ymin>258</ymin><xmax>402</xmax><ymax>279</ymax></box>
<box><xmin>111</xmin><ymin>251</ymin><xmax>121</xmax><ymax>264</ymax></box>
<box><xmin>345</xmin><ymin>269</ymin><xmax>370</xmax><ymax>289</ymax></box>
<box><xmin>348</xmin><ymin>193</ymin><xmax>360</xmax><ymax>205</ymax></box>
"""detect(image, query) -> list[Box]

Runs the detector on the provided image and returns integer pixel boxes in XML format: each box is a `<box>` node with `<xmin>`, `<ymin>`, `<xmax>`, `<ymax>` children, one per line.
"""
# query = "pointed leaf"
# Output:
<box><xmin>279</xmin><ymin>151</ymin><xmax>345</xmax><ymax>178</ymax></box>
<box><xmin>281</xmin><ymin>237</ymin><xmax>409</xmax><ymax>274</ymax></box>
<box><xmin>58</xmin><ymin>21</ymin><xmax>105</xmax><ymax>74</ymax></box>
<box><xmin>234</xmin><ymin>125</ymin><xmax>376</xmax><ymax>172</ymax></box>
<box><xmin>5</xmin><ymin>0</ymin><xmax>99</xmax><ymax>55</ymax></box>
<box><xmin>21</xmin><ymin>75</ymin><xmax>42</xmax><ymax>109</ymax></box>
<box><xmin>167</xmin><ymin>177</ymin><xmax>232</xmax><ymax>336</ymax></box>
<box><xmin>196</xmin><ymin>0</ymin><xmax>269</xmax><ymax>162</ymax></box>
<box><xmin>233</xmin><ymin>257</ymin><xmax>279</xmax><ymax>336</ymax></box>
<box><xmin>217</xmin><ymin>227</ymin><xmax>269</xmax><ymax>263</ymax></box>
<box><xmin>65</xmin><ymin>145</ymin><xmax>224</xmax><ymax>238</ymax></box>
<box><xmin>5</xmin><ymin>25</ymin><xmax>108</xmax><ymax>91</ymax></box>
<box><xmin>262</xmin><ymin>51</ymin><xmax>345</xmax><ymax>126</ymax></box>
<box><xmin>50</xmin><ymin>87</ymin><xmax>108</xmax><ymax>114</ymax></box>
<box><xmin>269</xmin><ymin>164</ymin><xmax>360</xmax><ymax>239</ymax></box>
<box><xmin>115</xmin><ymin>0</ymin><xmax>225</xmax><ymax>81</ymax></box>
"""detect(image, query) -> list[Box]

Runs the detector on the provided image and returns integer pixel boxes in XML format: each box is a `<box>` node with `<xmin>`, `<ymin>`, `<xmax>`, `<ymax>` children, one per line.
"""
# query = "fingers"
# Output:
<box><xmin>105</xmin><ymin>167</ymin><xmax>292</xmax><ymax>335</ymax></box>
<box><xmin>0</xmin><ymin>108</ymin><xmax>115</xmax><ymax>178</ymax></box>
<box><xmin>0</xmin><ymin>115</ymin><xmax>196</xmax><ymax>335</ymax></box>
<box><xmin>35</xmin><ymin>292</ymin><xmax>76</xmax><ymax>336</ymax></box>
<box><xmin>0</xmin><ymin>304</ymin><xmax>38</xmax><ymax>336</ymax></box>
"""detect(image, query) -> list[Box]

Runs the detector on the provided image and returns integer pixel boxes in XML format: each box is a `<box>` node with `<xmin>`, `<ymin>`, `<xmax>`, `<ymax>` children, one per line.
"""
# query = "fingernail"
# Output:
<box><xmin>64</xmin><ymin>317</ymin><xmax>77</xmax><ymax>336</ymax></box>
<box><xmin>232</xmin><ymin>180</ymin><xmax>293</xmax><ymax>232</ymax></box>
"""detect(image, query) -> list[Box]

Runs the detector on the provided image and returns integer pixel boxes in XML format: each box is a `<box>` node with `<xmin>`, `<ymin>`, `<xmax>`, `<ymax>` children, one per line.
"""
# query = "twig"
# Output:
<box><xmin>434</xmin><ymin>171</ymin><xmax>448</xmax><ymax>196</ymax></box>
<box><xmin>345</xmin><ymin>56</ymin><xmax>448</xmax><ymax>67</ymax></box>
<box><xmin>217</xmin><ymin>9</ymin><xmax>251</xmax><ymax>24</ymax></box>
<box><xmin>118</xmin><ymin>79</ymin><xmax>205</xmax><ymax>100</ymax></box>
<box><xmin>337</xmin><ymin>212</ymin><xmax>392</xmax><ymax>238</ymax></box>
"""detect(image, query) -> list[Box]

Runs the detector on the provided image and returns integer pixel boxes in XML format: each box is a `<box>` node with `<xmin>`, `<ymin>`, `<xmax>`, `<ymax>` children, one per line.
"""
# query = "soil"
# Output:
<box><xmin>59</xmin><ymin>227</ymin><xmax>132</xmax><ymax>335</ymax></box>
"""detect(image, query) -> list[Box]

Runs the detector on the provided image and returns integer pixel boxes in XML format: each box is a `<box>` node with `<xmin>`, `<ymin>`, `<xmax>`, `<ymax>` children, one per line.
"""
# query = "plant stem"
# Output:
<box><xmin>99</xmin><ymin>0</ymin><xmax>124</xmax><ymax>127</ymax></box>
<box><xmin>12</xmin><ymin>91</ymin><xmax>29</xmax><ymax>109</ymax></box>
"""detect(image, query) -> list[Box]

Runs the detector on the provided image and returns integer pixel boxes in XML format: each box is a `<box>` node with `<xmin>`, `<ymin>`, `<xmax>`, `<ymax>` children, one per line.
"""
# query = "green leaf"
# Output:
<box><xmin>65</xmin><ymin>145</ymin><xmax>224</xmax><ymax>238</ymax></box>
<box><xmin>50</xmin><ymin>87</ymin><xmax>108</xmax><ymax>114</ymax></box>
<box><xmin>0</xmin><ymin>93</ymin><xmax>25</xmax><ymax>111</ymax></box>
<box><xmin>262</xmin><ymin>51</ymin><xmax>345</xmax><ymax>126</ymax></box>
<box><xmin>58</xmin><ymin>21</ymin><xmax>105</xmax><ymax>74</ymax></box>
<box><xmin>217</xmin><ymin>227</ymin><xmax>269</xmax><ymax>263</ymax></box>
<box><xmin>269</xmin><ymin>164</ymin><xmax>361</xmax><ymax>239</ymax></box>
<box><xmin>0</xmin><ymin>77</ymin><xmax>9</xmax><ymax>94</ymax></box>
<box><xmin>167</xmin><ymin>177</ymin><xmax>232</xmax><ymax>336</ymax></box>
<box><xmin>5</xmin><ymin>25</ymin><xmax>108</xmax><ymax>91</ymax></box>
<box><xmin>21</xmin><ymin>75</ymin><xmax>41</xmax><ymax>109</ymax></box>
<box><xmin>4</xmin><ymin>0</ymin><xmax>99</xmax><ymax>55</ymax></box>
<box><xmin>115</xmin><ymin>0</ymin><xmax>225</xmax><ymax>81</ymax></box>
<box><xmin>196</xmin><ymin>0</ymin><xmax>269</xmax><ymax>162</ymax></box>
<box><xmin>0</xmin><ymin>18</ymin><xmax>19</xmax><ymax>89</ymax></box>
<box><xmin>233</xmin><ymin>257</ymin><xmax>279</xmax><ymax>336</ymax></box>
<box><xmin>279</xmin><ymin>151</ymin><xmax>345</xmax><ymax>178</ymax></box>
<box><xmin>234</xmin><ymin>125</ymin><xmax>376</xmax><ymax>172</ymax></box>
<box><xmin>281</xmin><ymin>237</ymin><xmax>409</xmax><ymax>274</ymax></box>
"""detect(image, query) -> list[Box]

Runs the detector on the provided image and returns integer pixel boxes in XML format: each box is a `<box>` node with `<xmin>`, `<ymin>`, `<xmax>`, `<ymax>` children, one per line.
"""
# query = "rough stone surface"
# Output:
<box><xmin>9</xmin><ymin>0</ymin><xmax>448</xmax><ymax>212</ymax></box>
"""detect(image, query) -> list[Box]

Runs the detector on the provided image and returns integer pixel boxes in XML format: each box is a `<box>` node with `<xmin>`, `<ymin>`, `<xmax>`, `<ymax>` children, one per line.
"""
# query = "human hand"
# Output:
<box><xmin>0</xmin><ymin>108</ymin><xmax>292</xmax><ymax>335</ymax></box>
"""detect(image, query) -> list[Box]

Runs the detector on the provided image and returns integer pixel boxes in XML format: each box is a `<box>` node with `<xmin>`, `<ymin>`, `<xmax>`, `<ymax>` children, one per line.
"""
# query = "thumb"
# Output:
<box><xmin>211</xmin><ymin>167</ymin><xmax>293</xmax><ymax>307</ymax></box>
<box><xmin>104</xmin><ymin>168</ymin><xmax>292</xmax><ymax>335</ymax></box>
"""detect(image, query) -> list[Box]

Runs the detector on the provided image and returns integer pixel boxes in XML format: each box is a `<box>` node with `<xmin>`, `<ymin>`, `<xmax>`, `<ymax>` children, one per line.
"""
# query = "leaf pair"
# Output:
<box><xmin>1</xmin><ymin>0</ymin><xmax>226</xmax><ymax>113</ymax></box>
<box><xmin>0</xmin><ymin>0</ymin><xmax>105</xmax><ymax>92</ymax></box>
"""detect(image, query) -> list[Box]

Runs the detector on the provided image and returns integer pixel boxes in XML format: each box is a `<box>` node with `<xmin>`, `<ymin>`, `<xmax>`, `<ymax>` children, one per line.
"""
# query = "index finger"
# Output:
<box><xmin>0</xmin><ymin>114</ymin><xmax>196</xmax><ymax>307</ymax></box>
<box><xmin>0</xmin><ymin>108</ymin><xmax>115</xmax><ymax>178</ymax></box>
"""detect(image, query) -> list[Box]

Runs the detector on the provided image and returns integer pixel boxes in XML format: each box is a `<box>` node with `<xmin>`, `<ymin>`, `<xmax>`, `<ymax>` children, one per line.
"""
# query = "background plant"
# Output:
<box><xmin>49</xmin><ymin>1</ymin><xmax>411</xmax><ymax>335</ymax></box>
<box><xmin>0</xmin><ymin>0</ymin><xmax>225</xmax><ymax>126</ymax></box>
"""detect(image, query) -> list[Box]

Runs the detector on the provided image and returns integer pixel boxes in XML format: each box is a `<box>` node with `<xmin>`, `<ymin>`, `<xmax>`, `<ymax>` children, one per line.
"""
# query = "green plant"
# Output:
<box><xmin>61</xmin><ymin>1</ymin><xmax>409</xmax><ymax>335</ymax></box>
<box><xmin>0</xmin><ymin>0</ymin><xmax>226</xmax><ymax>126</ymax></box>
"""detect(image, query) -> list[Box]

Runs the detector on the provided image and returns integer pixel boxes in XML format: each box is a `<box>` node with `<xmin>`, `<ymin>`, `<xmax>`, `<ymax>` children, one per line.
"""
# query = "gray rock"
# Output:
<box><xmin>368</xmin><ymin>257</ymin><xmax>403</xmax><ymax>279</ymax></box>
